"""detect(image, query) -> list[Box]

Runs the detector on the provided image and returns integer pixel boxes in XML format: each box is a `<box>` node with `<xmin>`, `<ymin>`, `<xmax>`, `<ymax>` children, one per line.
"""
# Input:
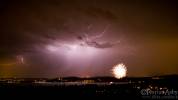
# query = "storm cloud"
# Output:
<box><xmin>0</xmin><ymin>0</ymin><xmax>178</xmax><ymax>77</ymax></box>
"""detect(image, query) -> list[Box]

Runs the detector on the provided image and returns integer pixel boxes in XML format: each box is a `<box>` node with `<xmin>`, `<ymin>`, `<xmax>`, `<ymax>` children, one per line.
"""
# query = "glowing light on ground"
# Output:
<box><xmin>112</xmin><ymin>63</ymin><xmax>127</xmax><ymax>79</ymax></box>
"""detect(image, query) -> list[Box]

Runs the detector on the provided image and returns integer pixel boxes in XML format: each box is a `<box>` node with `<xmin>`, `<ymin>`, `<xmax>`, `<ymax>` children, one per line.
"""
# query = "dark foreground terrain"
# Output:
<box><xmin>0</xmin><ymin>75</ymin><xmax>178</xmax><ymax>99</ymax></box>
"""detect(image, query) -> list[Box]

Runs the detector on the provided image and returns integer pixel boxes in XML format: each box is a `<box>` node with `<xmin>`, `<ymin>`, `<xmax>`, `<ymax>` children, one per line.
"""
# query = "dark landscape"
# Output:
<box><xmin>0</xmin><ymin>75</ymin><xmax>178</xmax><ymax>99</ymax></box>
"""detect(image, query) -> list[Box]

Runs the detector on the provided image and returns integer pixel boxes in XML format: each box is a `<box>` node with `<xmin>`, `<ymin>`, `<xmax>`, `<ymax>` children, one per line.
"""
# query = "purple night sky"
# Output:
<box><xmin>0</xmin><ymin>0</ymin><xmax>178</xmax><ymax>78</ymax></box>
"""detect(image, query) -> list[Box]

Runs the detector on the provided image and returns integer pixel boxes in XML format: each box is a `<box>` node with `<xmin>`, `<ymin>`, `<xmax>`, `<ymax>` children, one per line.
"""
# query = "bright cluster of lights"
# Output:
<box><xmin>112</xmin><ymin>63</ymin><xmax>127</xmax><ymax>79</ymax></box>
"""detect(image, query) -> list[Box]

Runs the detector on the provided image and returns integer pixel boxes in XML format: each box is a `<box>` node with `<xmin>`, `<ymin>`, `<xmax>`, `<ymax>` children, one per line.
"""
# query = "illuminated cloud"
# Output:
<box><xmin>0</xmin><ymin>0</ymin><xmax>177</xmax><ymax>77</ymax></box>
<box><xmin>77</xmin><ymin>24</ymin><xmax>120</xmax><ymax>49</ymax></box>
